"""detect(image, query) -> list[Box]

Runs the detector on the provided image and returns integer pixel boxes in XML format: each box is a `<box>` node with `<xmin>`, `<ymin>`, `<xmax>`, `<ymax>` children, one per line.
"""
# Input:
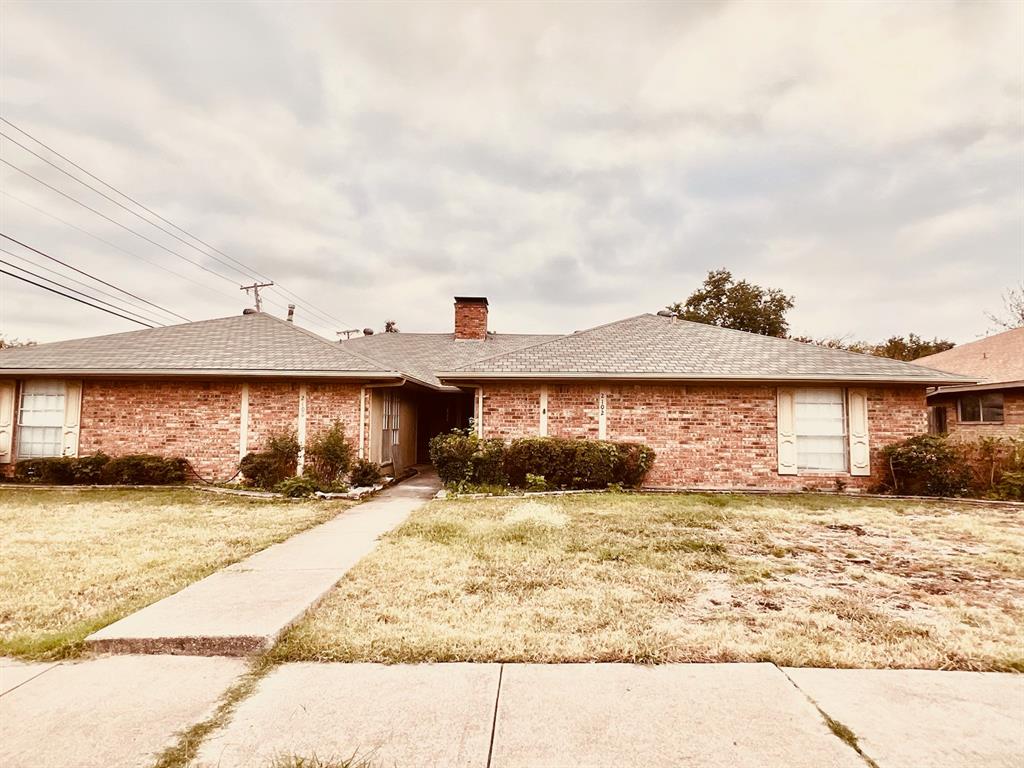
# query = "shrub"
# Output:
<box><xmin>879</xmin><ymin>434</ymin><xmax>972</xmax><ymax>497</ymax></box>
<box><xmin>431</xmin><ymin>430</ymin><xmax>656</xmax><ymax>491</ymax></box>
<box><xmin>304</xmin><ymin>421</ymin><xmax>353</xmax><ymax>488</ymax></box>
<box><xmin>101</xmin><ymin>454</ymin><xmax>188</xmax><ymax>485</ymax></box>
<box><xmin>240</xmin><ymin>430</ymin><xmax>300</xmax><ymax>489</ymax></box>
<box><xmin>274</xmin><ymin>475</ymin><xmax>318</xmax><ymax>498</ymax></box>
<box><xmin>349</xmin><ymin>458</ymin><xmax>383</xmax><ymax>488</ymax></box>
<box><xmin>14</xmin><ymin>457</ymin><xmax>77</xmax><ymax>484</ymax></box>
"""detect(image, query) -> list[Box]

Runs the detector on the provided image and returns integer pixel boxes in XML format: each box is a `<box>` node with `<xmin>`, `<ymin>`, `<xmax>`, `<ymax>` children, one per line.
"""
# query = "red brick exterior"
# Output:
<box><xmin>929</xmin><ymin>388</ymin><xmax>1024</xmax><ymax>441</ymax></box>
<box><xmin>479</xmin><ymin>382</ymin><xmax>927</xmax><ymax>490</ymax></box>
<box><xmin>50</xmin><ymin>378</ymin><xmax>364</xmax><ymax>481</ymax></box>
<box><xmin>454</xmin><ymin>299</ymin><xmax>488</xmax><ymax>340</ymax></box>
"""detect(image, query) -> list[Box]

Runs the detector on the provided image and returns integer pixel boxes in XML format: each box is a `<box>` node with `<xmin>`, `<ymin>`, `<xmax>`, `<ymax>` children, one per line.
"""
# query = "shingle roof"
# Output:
<box><xmin>0</xmin><ymin>312</ymin><xmax>399</xmax><ymax>378</ymax></box>
<box><xmin>339</xmin><ymin>332</ymin><xmax>559</xmax><ymax>390</ymax></box>
<box><xmin>914</xmin><ymin>327</ymin><xmax>1024</xmax><ymax>385</ymax></box>
<box><xmin>440</xmin><ymin>314</ymin><xmax>975</xmax><ymax>385</ymax></box>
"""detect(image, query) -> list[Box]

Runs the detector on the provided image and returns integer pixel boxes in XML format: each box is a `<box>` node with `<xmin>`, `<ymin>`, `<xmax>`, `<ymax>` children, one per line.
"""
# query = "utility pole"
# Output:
<box><xmin>240</xmin><ymin>281</ymin><xmax>273</xmax><ymax>312</ymax></box>
<box><xmin>337</xmin><ymin>329</ymin><xmax>361</xmax><ymax>340</ymax></box>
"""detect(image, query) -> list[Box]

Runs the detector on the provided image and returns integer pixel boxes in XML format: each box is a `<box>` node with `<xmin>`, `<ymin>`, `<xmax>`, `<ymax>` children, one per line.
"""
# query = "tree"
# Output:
<box><xmin>383</xmin><ymin>320</ymin><xmax>400</xmax><ymax>333</ymax></box>
<box><xmin>792</xmin><ymin>333</ymin><xmax>954</xmax><ymax>361</ymax></box>
<box><xmin>667</xmin><ymin>269</ymin><xmax>794</xmax><ymax>337</ymax></box>
<box><xmin>0</xmin><ymin>336</ymin><xmax>35</xmax><ymax>349</ymax></box>
<box><xmin>986</xmin><ymin>283</ymin><xmax>1024</xmax><ymax>331</ymax></box>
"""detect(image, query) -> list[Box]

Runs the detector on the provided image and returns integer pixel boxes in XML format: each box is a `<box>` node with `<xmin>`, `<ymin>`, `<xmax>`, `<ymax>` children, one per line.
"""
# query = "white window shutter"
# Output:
<box><xmin>777</xmin><ymin>388</ymin><xmax>797</xmax><ymax>475</ymax></box>
<box><xmin>62</xmin><ymin>381</ymin><xmax>82</xmax><ymax>458</ymax></box>
<box><xmin>848</xmin><ymin>388</ymin><xmax>870</xmax><ymax>476</ymax></box>
<box><xmin>0</xmin><ymin>381</ymin><xmax>15</xmax><ymax>464</ymax></box>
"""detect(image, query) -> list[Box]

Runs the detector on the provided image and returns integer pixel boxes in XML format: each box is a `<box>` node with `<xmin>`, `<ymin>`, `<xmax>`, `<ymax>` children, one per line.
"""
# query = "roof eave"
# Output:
<box><xmin>927</xmin><ymin>379</ymin><xmax>1024</xmax><ymax>396</ymax></box>
<box><xmin>438</xmin><ymin>371</ymin><xmax>977</xmax><ymax>386</ymax></box>
<box><xmin>0</xmin><ymin>368</ymin><xmax>407</xmax><ymax>380</ymax></box>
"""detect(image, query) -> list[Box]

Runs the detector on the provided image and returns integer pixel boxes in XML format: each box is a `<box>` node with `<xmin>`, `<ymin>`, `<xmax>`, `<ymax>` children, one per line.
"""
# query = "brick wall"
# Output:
<box><xmin>479</xmin><ymin>381</ymin><xmax>927</xmax><ymax>490</ymax></box>
<box><xmin>929</xmin><ymin>388</ymin><xmax>1024</xmax><ymax>440</ymax></box>
<box><xmin>454</xmin><ymin>300</ymin><xmax>488</xmax><ymax>340</ymax></box>
<box><xmin>75</xmin><ymin>378</ymin><xmax>363</xmax><ymax>481</ymax></box>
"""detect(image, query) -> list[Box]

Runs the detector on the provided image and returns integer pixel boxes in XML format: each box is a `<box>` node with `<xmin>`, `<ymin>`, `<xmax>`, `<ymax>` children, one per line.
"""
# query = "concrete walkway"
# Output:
<box><xmin>86</xmin><ymin>468</ymin><xmax>440</xmax><ymax>655</ymax></box>
<box><xmin>190</xmin><ymin>662</ymin><xmax>1023</xmax><ymax>768</ymax></box>
<box><xmin>3</xmin><ymin>659</ymin><xmax>1020</xmax><ymax>767</ymax></box>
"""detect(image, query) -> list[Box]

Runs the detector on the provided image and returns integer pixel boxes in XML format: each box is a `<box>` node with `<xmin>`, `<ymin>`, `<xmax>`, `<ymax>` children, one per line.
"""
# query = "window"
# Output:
<box><xmin>381</xmin><ymin>391</ymin><xmax>399</xmax><ymax>463</ymax></box>
<box><xmin>17</xmin><ymin>380</ymin><xmax>66</xmax><ymax>459</ymax></box>
<box><xmin>958</xmin><ymin>393</ymin><xmax>1003</xmax><ymax>423</ymax></box>
<box><xmin>794</xmin><ymin>388</ymin><xmax>847</xmax><ymax>471</ymax></box>
<box><xmin>928</xmin><ymin>405</ymin><xmax>948</xmax><ymax>435</ymax></box>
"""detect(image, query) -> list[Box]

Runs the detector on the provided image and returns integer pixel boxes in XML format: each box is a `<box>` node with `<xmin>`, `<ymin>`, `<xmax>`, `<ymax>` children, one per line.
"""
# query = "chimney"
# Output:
<box><xmin>454</xmin><ymin>296</ymin><xmax>488</xmax><ymax>340</ymax></box>
<box><xmin>286</xmin><ymin>304</ymin><xmax>295</xmax><ymax>322</ymax></box>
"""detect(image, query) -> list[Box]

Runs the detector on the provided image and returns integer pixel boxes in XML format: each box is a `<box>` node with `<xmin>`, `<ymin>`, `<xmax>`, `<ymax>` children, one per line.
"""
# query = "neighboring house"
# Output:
<box><xmin>915</xmin><ymin>327</ymin><xmax>1024</xmax><ymax>439</ymax></box>
<box><xmin>0</xmin><ymin>296</ymin><xmax>970</xmax><ymax>489</ymax></box>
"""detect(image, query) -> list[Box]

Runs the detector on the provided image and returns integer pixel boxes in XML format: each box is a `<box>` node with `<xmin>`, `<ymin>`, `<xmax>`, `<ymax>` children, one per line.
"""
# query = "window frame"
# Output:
<box><xmin>16</xmin><ymin>380</ymin><xmax>67</xmax><ymax>459</ymax></box>
<box><xmin>793</xmin><ymin>387</ymin><xmax>849</xmax><ymax>473</ymax></box>
<box><xmin>380</xmin><ymin>390</ymin><xmax>400</xmax><ymax>464</ymax></box>
<box><xmin>957</xmin><ymin>393</ymin><xmax>1004</xmax><ymax>424</ymax></box>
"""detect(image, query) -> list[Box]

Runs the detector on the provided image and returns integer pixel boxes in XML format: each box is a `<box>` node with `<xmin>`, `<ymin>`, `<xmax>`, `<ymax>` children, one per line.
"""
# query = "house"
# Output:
<box><xmin>0</xmin><ymin>297</ymin><xmax>971</xmax><ymax>489</ymax></box>
<box><xmin>915</xmin><ymin>327</ymin><xmax>1024</xmax><ymax>439</ymax></box>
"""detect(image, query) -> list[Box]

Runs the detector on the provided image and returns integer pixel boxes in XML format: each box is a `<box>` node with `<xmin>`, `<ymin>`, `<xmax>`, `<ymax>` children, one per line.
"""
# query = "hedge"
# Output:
<box><xmin>429</xmin><ymin>430</ymin><xmax>655</xmax><ymax>490</ymax></box>
<box><xmin>879</xmin><ymin>431</ymin><xmax>1024</xmax><ymax>500</ymax></box>
<box><xmin>11</xmin><ymin>452</ymin><xmax>187</xmax><ymax>485</ymax></box>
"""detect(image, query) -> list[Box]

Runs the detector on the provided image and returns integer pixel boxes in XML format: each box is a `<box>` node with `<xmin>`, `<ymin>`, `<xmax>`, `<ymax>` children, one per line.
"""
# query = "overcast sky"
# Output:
<box><xmin>1</xmin><ymin>1</ymin><xmax>1021</xmax><ymax>345</ymax></box>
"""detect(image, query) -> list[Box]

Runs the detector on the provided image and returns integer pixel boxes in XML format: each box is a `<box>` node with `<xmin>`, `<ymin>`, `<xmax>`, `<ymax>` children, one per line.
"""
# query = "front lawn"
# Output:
<box><xmin>275</xmin><ymin>493</ymin><xmax>1024</xmax><ymax>671</ymax></box>
<box><xmin>0</xmin><ymin>488</ymin><xmax>352</xmax><ymax>658</ymax></box>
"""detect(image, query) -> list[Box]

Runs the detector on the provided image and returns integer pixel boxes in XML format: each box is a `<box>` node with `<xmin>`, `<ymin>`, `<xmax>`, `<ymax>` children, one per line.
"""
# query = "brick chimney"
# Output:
<box><xmin>454</xmin><ymin>296</ymin><xmax>488</xmax><ymax>340</ymax></box>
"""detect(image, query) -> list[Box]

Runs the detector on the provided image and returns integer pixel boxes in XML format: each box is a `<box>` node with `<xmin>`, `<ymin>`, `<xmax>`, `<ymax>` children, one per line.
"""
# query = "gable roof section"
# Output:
<box><xmin>440</xmin><ymin>314</ymin><xmax>974</xmax><ymax>385</ymax></box>
<box><xmin>914</xmin><ymin>327</ymin><xmax>1024</xmax><ymax>385</ymax></box>
<box><xmin>0</xmin><ymin>312</ymin><xmax>401</xmax><ymax>379</ymax></box>
<box><xmin>339</xmin><ymin>332</ymin><xmax>560</xmax><ymax>390</ymax></box>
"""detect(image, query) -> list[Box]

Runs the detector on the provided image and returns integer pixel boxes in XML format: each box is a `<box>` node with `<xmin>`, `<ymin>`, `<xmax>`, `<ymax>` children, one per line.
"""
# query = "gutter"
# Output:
<box><xmin>0</xmin><ymin>368</ymin><xmax>406</xmax><ymax>380</ymax></box>
<box><xmin>437</xmin><ymin>371</ymin><xmax>977</xmax><ymax>387</ymax></box>
<box><xmin>927</xmin><ymin>379</ymin><xmax>1024</xmax><ymax>396</ymax></box>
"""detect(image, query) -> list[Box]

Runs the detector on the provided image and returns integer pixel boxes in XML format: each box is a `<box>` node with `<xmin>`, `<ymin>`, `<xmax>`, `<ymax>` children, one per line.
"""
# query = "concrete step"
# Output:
<box><xmin>85</xmin><ymin>469</ymin><xmax>439</xmax><ymax>656</ymax></box>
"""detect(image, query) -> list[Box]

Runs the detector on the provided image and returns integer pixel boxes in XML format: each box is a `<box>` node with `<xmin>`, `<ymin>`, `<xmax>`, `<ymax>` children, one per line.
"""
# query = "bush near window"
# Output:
<box><xmin>11</xmin><ymin>452</ymin><xmax>186</xmax><ymax>485</ymax></box>
<box><xmin>428</xmin><ymin>429</ymin><xmax>656</xmax><ymax>491</ymax></box>
<box><xmin>349</xmin><ymin>458</ymin><xmax>383</xmax><ymax>488</ymax></box>
<box><xmin>303</xmin><ymin>421</ymin><xmax>354</xmax><ymax>488</ymax></box>
<box><xmin>274</xmin><ymin>475</ymin><xmax>319</xmax><ymax>498</ymax></box>
<box><xmin>879</xmin><ymin>431</ymin><xmax>1024</xmax><ymax>500</ymax></box>
<box><xmin>240</xmin><ymin>430</ymin><xmax>301</xmax><ymax>489</ymax></box>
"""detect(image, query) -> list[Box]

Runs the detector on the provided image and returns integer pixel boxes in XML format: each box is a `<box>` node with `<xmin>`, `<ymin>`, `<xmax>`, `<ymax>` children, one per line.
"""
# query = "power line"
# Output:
<box><xmin>0</xmin><ymin>263</ymin><xmax>154</xmax><ymax>328</ymax></box>
<box><xmin>1</xmin><ymin>189</ymin><xmax>252</xmax><ymax>308</ymax></box>
<box><xmin>0</xmin><ymin>247</ymin><xmax>168</xmax><ymax>327</ymax></box>
<box><xmin>0</xmin><ymin>127</ymin><xmax>260</xmax><ymax>283</ymax></box>
<box><xmin>0</xmin><ymin>232</ymin><xmax>189</xmax><ymax>324</ymax></box>
<box><xmin>0</xmin><ymin>249</ymin><xmax>164</xmax><ymax>327</ymax></box>
<box><xmin>0</xmin><ymin>116</ymin><xmax>355</xmax><ymax>331</ymax></box>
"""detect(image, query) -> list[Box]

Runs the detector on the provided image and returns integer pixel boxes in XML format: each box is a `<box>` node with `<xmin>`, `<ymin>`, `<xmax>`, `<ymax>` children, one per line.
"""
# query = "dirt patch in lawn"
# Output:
<box><xmin>274</xmin><ymin>493</ymin><xmax>1024</xmax><ymax>670</ymax></box>
<box><xmin>0</xmin><ymin>488</ymin><xmax>351</xmax><ymax>658</ymax></box>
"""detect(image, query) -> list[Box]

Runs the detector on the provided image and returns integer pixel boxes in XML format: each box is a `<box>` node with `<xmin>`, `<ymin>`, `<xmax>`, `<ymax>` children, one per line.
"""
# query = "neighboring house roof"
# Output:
<box><xmin>915</xmin><ymin>327</ymin><xmax>1024</xmax><ymax>385</ymax></box>
<box><xmin>0</xmin><ymin>312</ymin><xmax>401</xmax><ymax>379</ymax></box>
<box><xmin>439</xmin><ymin>314</ymin><xmax>974</xmax><ymax>385</ymax></box>
<box><xmin>339</xmin><ymin>332</ymin><xmax>560</xmax><ymax>390</ymax></box>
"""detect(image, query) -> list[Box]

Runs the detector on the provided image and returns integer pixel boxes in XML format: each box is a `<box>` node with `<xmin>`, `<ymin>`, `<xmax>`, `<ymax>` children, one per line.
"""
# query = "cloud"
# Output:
<box><xmin>0</xmin><ymin>0</ymin><xmax>1021</xmax><ymax>346</ymax></box>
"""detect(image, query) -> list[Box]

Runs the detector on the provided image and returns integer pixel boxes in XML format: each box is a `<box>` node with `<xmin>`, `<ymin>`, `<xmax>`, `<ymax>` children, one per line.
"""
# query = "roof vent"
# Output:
<box><xmin>242</xmin><ymin>308</ymin><xmax>258</xmax><ymax>315</ymax></box>
<box><xmin>656</xmin><ymin>310</ymin><xmax>675</xmax><ymax>318</ymax></box>
<box><xmin>363</xmin><ymin>328</ymin><xmax>375</xmax><ymax>336</ymax></box>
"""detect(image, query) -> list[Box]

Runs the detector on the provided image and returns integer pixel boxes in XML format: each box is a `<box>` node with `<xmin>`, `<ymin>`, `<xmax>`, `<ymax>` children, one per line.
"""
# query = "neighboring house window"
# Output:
<box><xmin>17</xmin><ymin>380</ymin><xmax>65</xmax><ymax>459</ymax></box>
<box><xmin>381</xmin><ymin>391</ymin><xmax>399</xmax><ymax>463</ymax></box>
<box><xmin>794</xmin><ymin>388</ymin><xmax>847</xmax><ymax>471</ymax></box>
<box><xmin>958</xmin><ymin>393</ymin><xmax>1003</xmax><ymax>423</ymax></box>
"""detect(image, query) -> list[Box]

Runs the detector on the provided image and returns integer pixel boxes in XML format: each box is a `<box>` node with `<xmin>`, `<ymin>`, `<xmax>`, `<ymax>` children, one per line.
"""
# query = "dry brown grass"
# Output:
<box><xmin>0</xmin><ymin>487</ymin><xmax>351</xmax><ymax>658</ymax></box>
<box><xmin>275</xmin><ymin>493</ymin><xmax>1024</xmax><ymax>670</ymax></box>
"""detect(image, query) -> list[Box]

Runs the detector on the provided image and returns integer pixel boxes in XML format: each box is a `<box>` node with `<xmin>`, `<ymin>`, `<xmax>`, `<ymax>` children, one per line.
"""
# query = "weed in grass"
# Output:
<box><xmin>268</xmin><ymin>753</ymin><xmax>376</xmax><ymax>768</ymax></box>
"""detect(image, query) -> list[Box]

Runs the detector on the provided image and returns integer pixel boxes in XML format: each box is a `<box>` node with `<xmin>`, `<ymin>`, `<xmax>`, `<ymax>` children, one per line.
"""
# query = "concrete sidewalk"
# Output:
<box><xmin>86</xmin><ymin>468</ymin><xmax>440</xmax><ymax>655</ymax></box>
<box><xmin>192</xmin><ymin>662</ymin><xmax>1024</xmax><ymax>768</ymax></box>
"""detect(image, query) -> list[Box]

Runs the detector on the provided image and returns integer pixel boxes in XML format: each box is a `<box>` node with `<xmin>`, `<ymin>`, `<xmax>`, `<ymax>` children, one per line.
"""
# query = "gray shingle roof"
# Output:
<box><xmin>0</xmin><ymin>313</ymin><xmax>398</xmax><ymax>377</ymax></box>
<box><xmin>441</xmin><ymin>314</ymin><xmax>975</xmax><ymax>385</ymax></box>
<box><xmin>339</xmin><ymin>332</ymin><xmax>559</xmax><ymax>390</ymax></box>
